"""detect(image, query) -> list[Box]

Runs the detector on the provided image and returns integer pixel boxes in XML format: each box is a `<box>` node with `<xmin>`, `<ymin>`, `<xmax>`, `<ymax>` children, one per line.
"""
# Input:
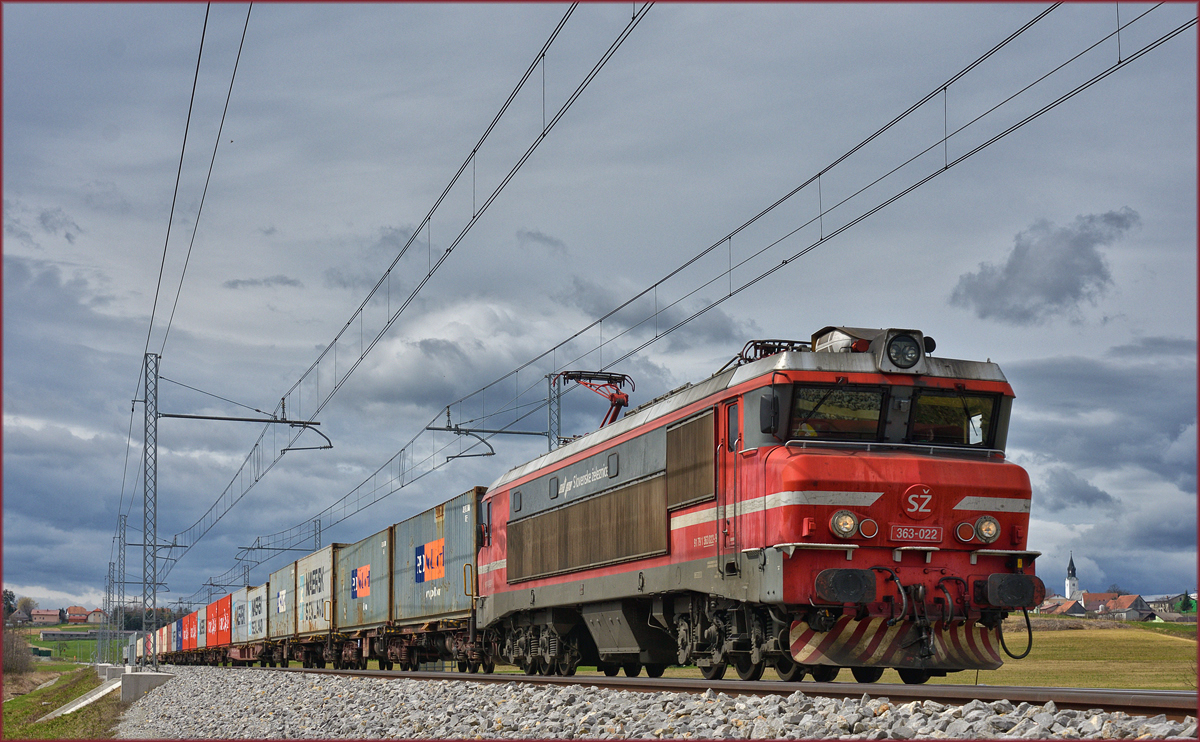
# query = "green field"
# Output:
<box><xmin>26</xmin><ymin>638</ymin><xmax>96</xmax><ymax>663</ymax></box>
<box><xmin>559</xmin><ymin>621</ymin><xmax>1197</xmax><ymax>691</ymax></box>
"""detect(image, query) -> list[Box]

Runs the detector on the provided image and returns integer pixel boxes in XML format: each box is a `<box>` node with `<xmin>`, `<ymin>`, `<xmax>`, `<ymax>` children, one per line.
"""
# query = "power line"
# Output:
<box><xmin>160</xmin><ymin>4</ymin><xmax>654</xmax><ymax>578</ymax></box>
<box><xmin>143</xmin><ymin>3</ymin><xmax>211</xmax><ymax>358</ymax></box>
<box><xmin>188</xmin><ymin>3</ymin><xmax>1195</xmax><ymax>593</ymax></box>
<box><xmin>160</xmin><ymin>2</ymin><xmax>254</xmax><ymax>356</ymax></box>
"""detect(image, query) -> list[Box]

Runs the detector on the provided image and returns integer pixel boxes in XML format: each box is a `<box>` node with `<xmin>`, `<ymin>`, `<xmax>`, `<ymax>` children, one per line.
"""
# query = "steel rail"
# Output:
<box><xmin>260</xmin><ymin>666</ymin><xmax>1196</xmax><ymax>721</ymax></box>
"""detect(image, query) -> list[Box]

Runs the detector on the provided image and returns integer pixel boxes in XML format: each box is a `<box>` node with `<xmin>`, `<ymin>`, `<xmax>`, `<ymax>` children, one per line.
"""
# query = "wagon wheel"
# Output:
<box><xmin>522</xmin><ymin>657</ymin><xmax>541</xmax><ymax>675</ymax></box>
<box><xmin>467</xmin><ymin>659</ymin><xmax>480</xmax><ymax>674</ymax></box>
<box><xmin>457</xmin><ymin>660</ymin><xmax>469</xmax><ymax>673</ymax></box>
<box><xmin>810</xmin><ymin>665</ymin><xmax>840</xmax><ymax>682</ymax></box>
<box><xmin>851</xmin><ymin>667</ymin><xmax>884</xmax><ymax>684</ymax></box>
<box><xmin>556</xmin><ymin>658</ymin><xmax>576</xmax><ymax>676</ymax></box>
<box><xmin>622</xmin><ymin>662</ymin><xmax>643</xmax><ymax>677</ymax></box>
<box><xmin>897</xmin><ymin>668</ymin><xmax>931</xmax><ymax>685</ymax></box>
<box><xmin>700</xmin><ymin>661</ymin><xmax>727</xmax><ymax>681</ymax></box>
<box><xmin>774</xmin><ymin>656</ymin><xmax>806</xmax><ymax>682</ymax></box>
<box><xmin>644</xmin><ymin>663</ymin><xmax>666</xmax><ymax>678</ymax></box>
<box><xmin>482</xmin><ymin>658</ymin><xmax>495</xmax><ymax>674</ymax></box>
<box><xmin>359</xmin><ymin>656</ymin><xmax>368</xmax><ymax>671</ymax></box>
<box><xmin>735</xmin><ymin>657</ymin><xmax>765</xmax><ymax>682</ymax></box>
<box><xmin>384</xmin><ymin>660</ymin><xmax>394</xmax><ymax>671</ymax></box>
<box><xmin>539</xmin><ymin>658</ymin><xmax>556</xmax><ymax>675</ymax></box>
<box><xmin>600</xmin><ymin>662</ymin><xmax>620</xmax><ymax>677</ymax></box>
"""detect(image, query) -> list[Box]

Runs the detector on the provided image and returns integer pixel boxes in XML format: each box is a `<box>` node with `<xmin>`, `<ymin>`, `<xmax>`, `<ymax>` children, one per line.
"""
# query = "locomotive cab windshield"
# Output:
<box><xmin>784</xmin><ymin>383</ymin><xmax>1003</xmax><ymax>449</ymax></box>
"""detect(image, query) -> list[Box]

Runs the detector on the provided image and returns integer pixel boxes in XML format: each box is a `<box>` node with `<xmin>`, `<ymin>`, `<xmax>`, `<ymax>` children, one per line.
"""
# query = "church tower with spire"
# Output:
<box><xmin>1065</xmin><ymin>552</ymin><xmax>1080</xmax><ymax>600</ymax></box>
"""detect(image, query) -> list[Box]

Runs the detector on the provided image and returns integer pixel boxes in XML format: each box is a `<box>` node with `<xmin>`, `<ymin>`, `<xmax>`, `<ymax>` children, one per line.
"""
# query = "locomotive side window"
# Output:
<box><xmin>727</xmin><ymin>403</ymin><xmax>740</xmax><ymax>452</ymax></box>
<box><xmin>789</xmin><ymin>385</ymin><xmax>885</xmax><ymax>441</ymax></box>
<box><xmin>908</xmin><ymin>390</ymin><xmax>998</xmax><ymax>447</ymax></box>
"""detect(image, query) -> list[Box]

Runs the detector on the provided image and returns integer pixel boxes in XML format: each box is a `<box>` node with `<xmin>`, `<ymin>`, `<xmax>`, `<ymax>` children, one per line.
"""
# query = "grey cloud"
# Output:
<box><xmin>516</xmin><ymin>228</ymin><xmax>567</xmax><ymax>254</ymax></box>
<box><xmin>1110</xmin><ymin>336</ymin><xmax>1197</xmax><ymax>358</ymax></box>
<box><xmin>38</xmin><ymin>207</ymin><xmax>83</xmax><ymax>244</ymax></box>
<box><xmin>949</xmin><ymin>208</ymin><xmax>1139</xmax><ymax>325</ymax></box>
<box><xmin>324</xmin><ymin>267</ymin><xmax>376</xmax><ymax>291</ymax></box>
<box><xmin>223</xmin><ymin>275</ymin><xmax>304</xmax><ymax>290</ymax></box>
<box><xmin>1037</xmin><ymin>467</ymin><xmax>1121</xmax><ymax>514</ymax></box>
<box><xmin>1053</xmin><ymin>505</ymin><xmax>1197</xmax><ymax>594</ymax></box>
<box><xmin>82</xmin><ymin>180</ymin><xmax>131</xmax><ymax>214</ymax></box>
<box><xmin>374</xmin><ymin>226</ymin><xmax>416</xmax><ymax>253</ymax></box>
<box><xmin>1006</xmin><ymin>349</ymin><xmax>1196</xmax><ymax>491</ymax></box>
<box><xmin>258</xmin><ymin>225</ymin><xmax>277</xmax><ymax>236</ymax></box>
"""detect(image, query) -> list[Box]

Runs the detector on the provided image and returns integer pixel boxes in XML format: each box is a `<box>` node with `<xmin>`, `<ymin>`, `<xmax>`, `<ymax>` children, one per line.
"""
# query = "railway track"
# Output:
<box><xmin>265</xmin><ymin>666</ymin><xmax>1196</xmax><ymax>722</ymax></box>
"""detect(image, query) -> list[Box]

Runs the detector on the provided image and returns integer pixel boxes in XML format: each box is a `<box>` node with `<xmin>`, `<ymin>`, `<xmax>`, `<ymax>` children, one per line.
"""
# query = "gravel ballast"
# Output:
<box><xmin>116</xmin><ymin>666</ymin><xmax>1197</xmax><ymax>739</ymax></box>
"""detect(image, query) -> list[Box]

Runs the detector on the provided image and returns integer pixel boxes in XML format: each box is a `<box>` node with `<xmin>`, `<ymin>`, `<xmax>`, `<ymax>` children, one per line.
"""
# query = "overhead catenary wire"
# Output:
<box><xmin>142</xmin><ymin>4</ymin><xmax>211</xmax><ymax>359</ymax></box>
<box><xmin>159</xmin><ymin>2</ymin><xmax>254</xmax><ymax>356</ymax></box>
<box><xmin>190</xmin><ymin>3</ymin><xmax>1196</xmax><ymax>592</ymax></box>
<box><xmin>161</xmin><ymin>4</ymin><xmax>654</xmax><ymax>580</ymax></box>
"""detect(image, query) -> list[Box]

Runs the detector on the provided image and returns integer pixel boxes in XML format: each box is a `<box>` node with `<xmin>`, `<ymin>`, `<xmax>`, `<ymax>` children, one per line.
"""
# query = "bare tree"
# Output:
<box><xmin>15</xmin><ymin>596</ymin><xmax>38</xmax><ymax>614</ymax></box>
<box><xmin>2</xmin><ymin>625</ymin><xmax>35</xmax><ymax>674</ymax></box>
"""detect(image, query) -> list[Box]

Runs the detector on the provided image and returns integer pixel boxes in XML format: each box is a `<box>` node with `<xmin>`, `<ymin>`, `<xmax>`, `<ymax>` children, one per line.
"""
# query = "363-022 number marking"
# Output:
<box><xmin>889</xmin><ymin>524</ymin><xmax>942</xmax><ymax>542</ymax></box>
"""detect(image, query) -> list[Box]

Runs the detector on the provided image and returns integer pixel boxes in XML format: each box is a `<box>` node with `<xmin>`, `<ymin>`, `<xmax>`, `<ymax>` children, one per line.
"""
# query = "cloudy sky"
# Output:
<box><xmin>4</xmin><ymin>3</ymin><xmax>1195</xmax><ymax>616</ymax></box>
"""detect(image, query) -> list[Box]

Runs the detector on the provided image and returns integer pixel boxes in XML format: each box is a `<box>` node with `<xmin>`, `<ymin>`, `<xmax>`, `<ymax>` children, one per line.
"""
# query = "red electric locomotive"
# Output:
<box><xmin>475</xmin><ymin>325</ymin><xmax>1044</xmax><ymax>683</ymax></box>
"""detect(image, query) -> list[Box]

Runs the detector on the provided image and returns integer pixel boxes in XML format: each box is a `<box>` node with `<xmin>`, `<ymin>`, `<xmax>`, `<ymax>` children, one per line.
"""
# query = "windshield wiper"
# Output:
<box><xmin>794</xmin><ymin>377</ymin><xmax>847</xmax><ymax>432</ymax></box>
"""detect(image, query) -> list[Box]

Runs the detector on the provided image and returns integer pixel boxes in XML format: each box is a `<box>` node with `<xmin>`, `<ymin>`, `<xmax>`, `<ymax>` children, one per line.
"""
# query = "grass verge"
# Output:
<box><xmin>1</xmin><ymin>668</ymin><xmax>124</xmax><ymax>739</ymax></box>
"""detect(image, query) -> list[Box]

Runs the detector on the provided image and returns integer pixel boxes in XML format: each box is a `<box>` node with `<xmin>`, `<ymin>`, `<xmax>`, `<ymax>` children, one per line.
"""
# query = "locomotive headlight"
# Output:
<box><xmin>975</xmin><ymin>515</ymin><xmax>1001</xmax><ymax>544</ymax></box>
<box><xmin>886</xmin><ymin>334</ymin><xmax>922</xmax><ymax>369</ymax></box>
<box><xmin>830</xmin><ymin>510</ymin><xmax>859</xmax><ymax>539</ymax></box>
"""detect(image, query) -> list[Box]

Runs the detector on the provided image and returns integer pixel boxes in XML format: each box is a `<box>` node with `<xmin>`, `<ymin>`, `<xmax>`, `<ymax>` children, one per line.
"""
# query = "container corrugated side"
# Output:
<box><xmin>297</xmin><ymin>545</ymin><xmax>343</xmax><ymax>637</ymax></box>
<box><xmin>336</xmin><ymin>526</ymin><xmax>393</xmax><ymax>631</ymax></box>
<box><xmin>175</xmin><ymin>619</ymin><xmax>183</xmax><ymax>652</ymax></box>
<box><xmin>393</xmin><ymin>488</ymin><xmax>482</xmax><ymax>625</ymax></box>
<box><xmin>215</xmin><ymin>594</ymin><xmax>232</xmax><ymax>646</ymax></box>
<box><xmin>231</xmin><ymin>587</ymin><xmax>249</xmax><ymax>644</ymax></box>
<box><xmin>248</xmin><ymin>583</ymin><xmax>267</xmax><ymax>642</ymax></box>
<box><xmin>268</xmin><ymin>562</ymin><xmax>296</xmax><ymax>641</ymax></box>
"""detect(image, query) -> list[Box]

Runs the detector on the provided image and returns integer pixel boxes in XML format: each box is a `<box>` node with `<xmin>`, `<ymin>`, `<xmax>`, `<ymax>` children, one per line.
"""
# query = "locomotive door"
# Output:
<box><xmin>718</xmin><ymin>400</ymin><xmax>740</xmax><ymax>574</ymax></box>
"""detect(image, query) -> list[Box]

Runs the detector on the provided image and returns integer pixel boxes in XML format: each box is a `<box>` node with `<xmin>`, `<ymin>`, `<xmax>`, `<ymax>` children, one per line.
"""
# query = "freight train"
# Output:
<box><xmin>142</xmin><ymin>325</ymin><xmax>1045</xmax><ymax>684</ymax></box>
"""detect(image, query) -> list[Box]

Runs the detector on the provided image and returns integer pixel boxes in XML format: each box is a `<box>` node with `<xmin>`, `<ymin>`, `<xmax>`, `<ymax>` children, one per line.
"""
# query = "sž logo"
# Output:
<box><xmin>903</xmin><ymin>484</ymin><xmax>935</xmax><ymax>521</ymax></box>
<box><xmin>415</xmin><ymin>539</ymin><xmax>445</xmax><ymax>583</ymax></box>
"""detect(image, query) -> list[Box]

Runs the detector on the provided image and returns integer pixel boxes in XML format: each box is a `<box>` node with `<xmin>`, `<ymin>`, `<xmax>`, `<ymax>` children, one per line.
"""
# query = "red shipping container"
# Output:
<box><xmin>215</xmin><ymin>594</ymin><xmax>232</xmax><ymax>646</ymax></box>
<box><xmin>206</xmin><ymin>602</ymin><xmax>218</xmax><ymax>647</ymax></box>
<box><xmin>184</xmin><ymin>612</ymin><xmax>197</xmax><ymax>650</ymax></box>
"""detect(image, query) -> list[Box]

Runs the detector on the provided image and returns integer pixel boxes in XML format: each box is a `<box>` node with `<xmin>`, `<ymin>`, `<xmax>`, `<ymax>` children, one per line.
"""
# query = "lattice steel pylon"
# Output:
<box><xmin>118</xmin><ymin>513</ymin><xmax>127</xmax><ymax>653</ymax></box>
<box><xmin>142</xmin><ymin>353</ymin><xmax>159</xmax><ymax>670</ymax></box>
<box><xmin>103</xmin><ymin>561</ymin><xmax>114</xmax><ymax>664</ymax></box>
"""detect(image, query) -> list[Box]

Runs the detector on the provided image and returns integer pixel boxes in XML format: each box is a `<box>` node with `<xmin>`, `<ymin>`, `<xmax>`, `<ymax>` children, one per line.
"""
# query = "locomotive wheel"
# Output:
<box><xmin>600</xmin><ymin>662</ymin><xmax>620</xmax><ymax>677</ymax></box>
<box><xmin>898</xmin><ymin>668</ymin><xmax>931</xmax><ymax>685</ymax></box>
<box><xmin>622</xmin><ymin>662</ymin><xmax>643</xmax><ymax>677</ymax></box>
<box><xmin>700</xmin><ymin>662</ymin><xmax>727</xmax><ymax>681</ymax></box>
<box><xmin>735</xmin><ymin>657</ymin><xmax>765</xmax><ymax>682</ymax></box>
<box><xmin>644</xmin><ymin>663</ymin><xmax>666</xmax><ymax>678</ymax></box>
<box><xmin>774</xmin><ymin>656</ymin><xmax>806</xmax><ymax>682</ymax></box>
<box><xmin>810</xmin><ymin>665</ymin><xmax>840</xmax><ymax>682</ymax></box>
<box><xmin>852</xmin><ymin>667</ymin><xmax>884</xmax><ymax>684</ymax></box>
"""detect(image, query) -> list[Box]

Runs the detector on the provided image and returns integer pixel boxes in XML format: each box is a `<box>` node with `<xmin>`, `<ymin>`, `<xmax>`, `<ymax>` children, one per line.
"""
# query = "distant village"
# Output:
<box><xmin>1037</xmin><ymin>553</ymin><xmax>1197</xmax><ymax>623</ymax></box>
